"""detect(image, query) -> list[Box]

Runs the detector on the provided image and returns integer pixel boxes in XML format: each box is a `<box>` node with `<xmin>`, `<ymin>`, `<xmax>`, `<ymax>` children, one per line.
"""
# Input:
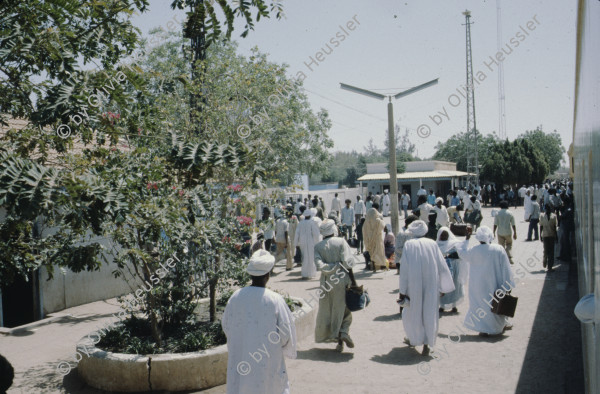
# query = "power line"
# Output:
<box><xmin>303</xmin><ymin>88</ymin><xmax>387</xmax><ymax>122</ymax></box>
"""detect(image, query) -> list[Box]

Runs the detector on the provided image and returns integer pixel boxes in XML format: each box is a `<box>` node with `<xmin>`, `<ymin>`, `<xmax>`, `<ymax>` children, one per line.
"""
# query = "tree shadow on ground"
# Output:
<box><xmin>371</xmin><ymin>346</ymin><xmax>429</xmax><ymax>366</ymax></box>
<box><xmin>296</xmin><ymin>348</ymin><xmax>354</xmax><ymax>363</ymax></box>
<box><xmin>373</xmin><ymin>313</ymin><xmax>401</xmax><ymax>322</ymax></box>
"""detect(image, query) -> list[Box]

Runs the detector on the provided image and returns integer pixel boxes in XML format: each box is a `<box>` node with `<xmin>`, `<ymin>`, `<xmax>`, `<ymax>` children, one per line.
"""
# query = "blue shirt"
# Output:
<box><xmin>427</xmin><ymin>194</ymin><xmax>436</xmax><ymax>205</ymax></box>
<box><xmin>451</xmin><ymin>196</ymin><xmax>460</xmax><ymax>207</ymax></box>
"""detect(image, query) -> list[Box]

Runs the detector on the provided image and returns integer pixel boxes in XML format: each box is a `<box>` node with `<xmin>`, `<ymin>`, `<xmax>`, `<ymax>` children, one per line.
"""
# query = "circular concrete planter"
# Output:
<box><xmin>77</xmin><ymin>297</ymin><xmax>316</xmax><ymax>392</ymax></box>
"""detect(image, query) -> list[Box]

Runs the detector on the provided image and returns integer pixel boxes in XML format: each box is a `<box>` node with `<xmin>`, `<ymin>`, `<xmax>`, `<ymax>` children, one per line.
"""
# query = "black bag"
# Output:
<box><xmin>345</xmin><ymin>285</ymin><xmax>370</xmax><ymax>312</ymax></box>
<box><xmin>450</xmin><ymin>223</ymin><xmax>468</xmax><ymax>236</ymax></box>
<box><xmin>491</xmin><ymin>293</ymin><xmax>518</xmax><ymax>317</ymax></box>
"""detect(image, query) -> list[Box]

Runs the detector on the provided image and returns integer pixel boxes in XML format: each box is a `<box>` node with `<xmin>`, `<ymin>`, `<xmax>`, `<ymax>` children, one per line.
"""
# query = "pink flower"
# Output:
<box><xmin>236</xmin><ymin>216</ymin><xmax>253</xmax><ymax>226</ymax></box>
<box><xmin>179</xmin><ymin>190</ymin><xmax>185</xmax><ymax>196</ymax></box>
<box><xmin>227</xmin><ymin>184</ymin><xmax>243</xmax><ymax>192</ymax></box>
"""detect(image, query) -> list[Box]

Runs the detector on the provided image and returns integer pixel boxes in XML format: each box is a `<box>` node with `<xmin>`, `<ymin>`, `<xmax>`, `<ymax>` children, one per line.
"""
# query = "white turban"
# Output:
<box><xmin>408</xmin><ymin>220</ymin><xmax>428</xmax><ymax>237</ymax></box>
<box><xmin>574</xmin><ymin>294</ymin><xmax>596</xmax><ymax>324</ymax></box>
<box><xmin>301</xmin><ymin>209</ymin><xmax>311</xmax><ymax>218</ymax></box>
<box><xmin>435</xmin><ymin>197</ymin><xmax>444</xmax><ymax>204</ymax></box>
<box><xmin>310</xmin><ymin>208</ymin><xmax>318</xmax><ymax>217</ymax></box>
<box><xmin>320</xmin><ymin>219</ymin><xmax>338</xmax><ymax>237</ymax></box>
<box><xmin>475</xmin><ymin>226</ymin><xmax>494</xmax><ymax>244</ymax></box>
<box><xmin>247</xmin><ymin>249</ymin><xmax>275</xmax><ymax>276</ymax></box>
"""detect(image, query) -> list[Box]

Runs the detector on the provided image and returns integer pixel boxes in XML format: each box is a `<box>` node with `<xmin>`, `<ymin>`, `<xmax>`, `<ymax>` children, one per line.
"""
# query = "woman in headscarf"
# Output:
<box><xmin>436</xmin><ymin>227</ymin><xmax>467</xmax><ymax>313</ymax></box>
<box><xmin>363</xmin><ymin>205</ymin><xmax>388</xmax><ymax>272</ymax></box>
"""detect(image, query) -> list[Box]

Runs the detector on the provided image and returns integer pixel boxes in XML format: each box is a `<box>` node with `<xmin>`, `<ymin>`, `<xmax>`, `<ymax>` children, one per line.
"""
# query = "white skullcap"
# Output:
<box><xmin>408</xmin><ymin>220</ymin><xmax>428</xmax><ymax>237</ymax></box>
<box><xmin>435</xmin><ymin>197</ymin><xmax>443</xmax><ymax>204</ymax></box>
<box><xmin>247</xmin><ymin>249</ymin><xmax>275</xmax><ymax>276</ymax></box>
<box><xmin>475</xmin><ymin>226</ymin><xmax>494</xmax><ymax>244</ymax></box>
<box><xmin>320</xmin><ymin>219</ymin><xmax>338</xmax><ymax>237</ymax></box>
<box><xmin>574</xmin><ymin>294</ymin><xmax>596</xmax><ymax>324</ymax></box>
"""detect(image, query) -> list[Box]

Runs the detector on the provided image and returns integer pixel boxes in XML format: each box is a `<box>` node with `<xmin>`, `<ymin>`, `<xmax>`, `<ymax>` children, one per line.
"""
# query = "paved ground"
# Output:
<box><xmin>2</xmin><ymin>206</ymin><xmax>584</xmax><ymax>394</ymax></box>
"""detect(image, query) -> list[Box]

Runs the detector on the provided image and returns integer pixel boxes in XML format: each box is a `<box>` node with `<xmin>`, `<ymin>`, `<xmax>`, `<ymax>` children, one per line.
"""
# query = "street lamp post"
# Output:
<box><xmin>340</xmin><ymin>78</ymin><xmax>439</xmax><ymax>235</ymax></box>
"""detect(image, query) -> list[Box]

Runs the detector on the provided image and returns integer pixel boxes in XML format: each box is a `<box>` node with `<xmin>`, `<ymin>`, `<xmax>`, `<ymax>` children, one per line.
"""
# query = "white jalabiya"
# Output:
<box><xmin>399</xmin><ymin>237</ymin><xmax>455</xmax><ymax>346</ymax></box>
<box><xmin>436</xmin><ymin>227</ymin><xmax>468</xmax><ymax>309</ymax></box>
<box><xmin>524</xmin><ymin>194</ymin><xmax>533</xmax><ymax>220</ymax></box>
<box><xmin>294</xmin><ymin>218</ymin><xmax>320</xmax><ymax>278</ymax></box>
<box><xmin>457</xmin><ymin>239</ymin><xmax>515</xmax><ymax>335</ymax></box>
<box><xmin>222</xmin><ymin>287</ymin><xmax>297</xmax><ymax>394</ymax></box>
<box><xmin>382</xmin><ymin>193</ymin><xmax>391</xmax><ymax>216</ymax></box>
<box><xmin>433</xmin><ymin>205</ymin><xmax>449</xmax><ymax>227</ymax></box>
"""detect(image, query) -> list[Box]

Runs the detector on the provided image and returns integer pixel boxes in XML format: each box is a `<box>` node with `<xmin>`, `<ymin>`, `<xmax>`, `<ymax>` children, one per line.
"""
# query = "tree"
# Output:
<box><xmin>383</xmin><ymin>125</ymin><xmax>417</xmax><ymax>162</ymax></box>
<box><xmin>480</xmin><ymin>138</ymin><xmax>549</xmax><ymax>187</ymax></box>
<box><xmin>170</xmin><ymin>0</ymin><xmax>284</xmax><ymax>134</ymax></box>
<box><xmin>0</xmin><ymin>0</ymin><xmax>149</xmax><ymax>156</ymax></box>
<box><xmin>433</xmin><ymin>131</ymin><xmax>498</xmax><ymax>171</ymax></box>
<box><xmin>519</xmin><ymin>126</ymin><xmax>565</xmax><ymax>173</ymax></box>
<box><xmin>134</xmin><ymin>34</ymin><xmax>333</xmax><ymax>185</ymax></box>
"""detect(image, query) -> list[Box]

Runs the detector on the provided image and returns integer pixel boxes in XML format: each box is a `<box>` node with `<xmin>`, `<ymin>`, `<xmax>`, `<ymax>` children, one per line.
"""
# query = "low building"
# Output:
<box><xmin>357</xmin><ymin>160</ymin><xmax>469</xmax><ymax>207</ymax></box>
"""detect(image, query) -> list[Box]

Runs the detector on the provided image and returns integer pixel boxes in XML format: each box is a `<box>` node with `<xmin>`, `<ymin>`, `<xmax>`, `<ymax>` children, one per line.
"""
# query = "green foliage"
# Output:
<box><xmin>432</xmin><ymin>131</ymin><xmax>498</xmax><ymax>172</ymax></box>
<box><xmin>97</xmin><ymin>316</ymin><xmax>226</xmax><ymax>354</ymax></box>
<box><xmin>518</xmin><ymin>126</ymin><xmax>565</xmax><ymax>173</ymax></box>
<box><xmin>480</xmin><ymin>138</ymin><xmax>550</xmax><ymax>186</ymax></box>
<box><xmin>273</xmin><ymin>289</ymin><xmax>302</xmax><ymax>312</ymax></box>
<box><xmin>0</xmin><ymin>0</ymin><xmax>149</xmax><ymax>154</ymax></box>
<box><xmin>170</xmin><ymin>0</ymin><xmax>285</xmax><ymax>134</ymax></box>
<box><xmin>135</xmin><ymin>36</ymin><xmax>332</xmax><ymax>184</ymax></box>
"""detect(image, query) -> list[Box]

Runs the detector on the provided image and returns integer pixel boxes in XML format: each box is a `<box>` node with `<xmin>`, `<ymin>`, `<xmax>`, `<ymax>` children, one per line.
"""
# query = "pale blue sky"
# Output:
<box><xmin>133</xmin><ymin>0</ymin><xmax>577</xmax><ymax>159</ymax></box>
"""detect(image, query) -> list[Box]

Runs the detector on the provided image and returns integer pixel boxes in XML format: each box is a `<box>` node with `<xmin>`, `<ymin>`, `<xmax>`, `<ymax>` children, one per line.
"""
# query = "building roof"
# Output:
<box><xmin>1</xmin><ymin>117</ymin><xmax>133</xmax><ymax>168</ymax></box>
<box><xmin>357</xmin><ymin>170</ymin><xmax>470</xmax><ymax>182</ymax></box>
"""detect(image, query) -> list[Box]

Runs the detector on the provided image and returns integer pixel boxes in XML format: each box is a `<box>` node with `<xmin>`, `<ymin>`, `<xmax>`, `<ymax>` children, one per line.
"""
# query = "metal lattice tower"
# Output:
<box><xmin>496</xmin><ymin>0</ymin><xmax>507</xmax><ymax>139</ymax></box>
<box><xmin>463</xmin><ymin>10</ymin><xmax>479</xmax><ymax>187</ymax></box>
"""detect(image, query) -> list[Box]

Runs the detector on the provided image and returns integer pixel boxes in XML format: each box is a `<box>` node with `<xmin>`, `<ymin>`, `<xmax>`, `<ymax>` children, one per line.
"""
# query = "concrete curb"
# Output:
<box><xmin>77</xmin><ymin>296</ymin><xmax>316</xmax><ymax>392</ymax></box>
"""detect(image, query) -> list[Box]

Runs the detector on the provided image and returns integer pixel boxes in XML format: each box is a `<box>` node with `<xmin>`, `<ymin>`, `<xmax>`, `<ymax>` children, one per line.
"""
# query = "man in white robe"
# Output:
<box><xmin>294</xmin><ymin>208</ymin><xmax>320</xmax><ymax>279</ymax></box>
<box><xmin>382</xmin><ymin>190</ymin><xmax>391</xmax><ymax>216</ymax></box>
<box><xmin>523</xmin><ymin>189</ymin><xmax>533</xmax><ymax>221</ymax></box>
<box><xmin>314</xmin><ymin>220</ymin><xmax>358</xmax><ymax>352</ymax></box>
<box><xmin>222</xmin><ymin>250</ymin><xmax>297</xmax><ymax>394</ymax></box>
<box><xmin>330</xmin><ymin>193</ymin><xmax>342</xmax><ymax>219</ymax></box>
<box><xmin>433</xmin><ymin>197</ymin><xmax>449</xmax><ymax>228</ymax></box>
<box><xmin>457</xmin><ymin>226</ymin><xmax>516</xmax><ymax>336</ymax></box>
<box><xmin>399</xmin><ymin>220</ymin><xmax>455</xmax><ymax>355</ymax></box>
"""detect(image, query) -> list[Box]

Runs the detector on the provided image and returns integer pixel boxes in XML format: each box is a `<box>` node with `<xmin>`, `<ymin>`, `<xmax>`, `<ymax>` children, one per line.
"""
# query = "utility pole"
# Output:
<box><xmin>463</xmin><ymin>10</ymin><xmax>479</xmax><ymax>187</ymax></box>
<box><xmin>496</xmin><ymin>0</ymin><xmax>507</xmax><ymax>140</ymax></box>
<box><xmin>340</xmin><ymin>79</ymin><xmax>438</xmax><ymax>234</ymax></box>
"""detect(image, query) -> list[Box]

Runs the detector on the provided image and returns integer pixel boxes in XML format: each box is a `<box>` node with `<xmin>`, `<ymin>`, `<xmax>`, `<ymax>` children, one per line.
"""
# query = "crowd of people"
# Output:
<box><xmin>224</xmin><ymin>180</ymin><xmax>576</xmax><ymax>393</ymax></box>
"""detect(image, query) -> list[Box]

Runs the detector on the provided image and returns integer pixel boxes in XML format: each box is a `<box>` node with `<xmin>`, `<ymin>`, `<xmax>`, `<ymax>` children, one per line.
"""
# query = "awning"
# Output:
<box><xmin>357</xmin><ymin>170</ymin><xmax>470</xmax><ymax>181</ymax></box>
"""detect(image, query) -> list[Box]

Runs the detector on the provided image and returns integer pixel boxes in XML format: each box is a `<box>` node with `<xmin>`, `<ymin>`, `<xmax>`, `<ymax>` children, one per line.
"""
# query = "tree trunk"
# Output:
<box><xmin>208</xmin><ymin>276</ymin><xmax>217</xmax><ymax>322</ymax></box>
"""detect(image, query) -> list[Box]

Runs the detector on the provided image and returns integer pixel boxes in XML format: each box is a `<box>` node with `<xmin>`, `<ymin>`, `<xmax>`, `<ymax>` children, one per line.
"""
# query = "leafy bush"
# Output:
<box><xmin>273</xmin><ymin>289</ymin><xmax>302</xmax><ymax>312</ymax></box>
<box><xmin>97</xmin><ymin>316</ymin><xmax>226</xmax><ymax>354</ymax></box>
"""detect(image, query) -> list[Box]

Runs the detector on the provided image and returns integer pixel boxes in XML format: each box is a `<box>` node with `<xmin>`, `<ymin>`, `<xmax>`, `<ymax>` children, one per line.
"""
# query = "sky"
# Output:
<box><xmin>132</xmin><ymin>0</ymin><xmax>578</xmax><ymax>160</ymax></box>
